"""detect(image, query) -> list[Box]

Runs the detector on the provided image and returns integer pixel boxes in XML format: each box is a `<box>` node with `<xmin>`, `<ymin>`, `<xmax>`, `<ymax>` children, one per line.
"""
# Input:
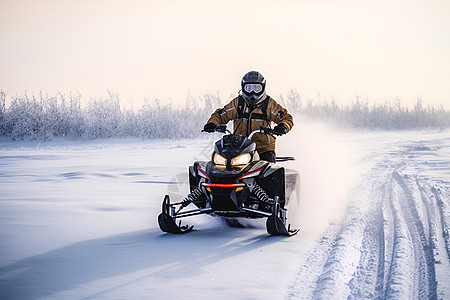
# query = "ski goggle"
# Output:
<box><xmin>243</xmin><ymin>83</ymin><xmax>263</xmax><ymax>94</ymax></box>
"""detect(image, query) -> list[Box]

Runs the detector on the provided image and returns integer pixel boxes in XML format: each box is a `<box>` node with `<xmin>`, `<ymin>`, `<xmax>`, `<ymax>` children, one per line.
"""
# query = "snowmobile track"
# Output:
<box><xmin>289</xmin><ymin>151</ymin><xmax>449</xmax><ymax>300</ymax></box>
<box><xmin>384</xmin><ymin>171</ymin><xmax>437</xmax><ymax>299</ymax></box>
<box><xmin>431</xmin><ymin>185</ymin><xmax>450</xmax><ymax>260</ymax></box>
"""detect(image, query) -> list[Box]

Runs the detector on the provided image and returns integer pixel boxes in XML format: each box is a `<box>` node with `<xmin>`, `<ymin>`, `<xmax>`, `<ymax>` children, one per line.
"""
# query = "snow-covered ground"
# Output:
<box><xmin>0</xmin><ymin>125</ymin><xmax>449</xmax><ymax>299</ymax></box>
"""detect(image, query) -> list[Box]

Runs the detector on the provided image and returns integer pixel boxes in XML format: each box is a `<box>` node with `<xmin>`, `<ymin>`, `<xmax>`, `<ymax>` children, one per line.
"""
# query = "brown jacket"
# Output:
<box><xmin>207</xmin><ymin>96</ymin><xmax>294</xmax><ymax>154</ymax></box>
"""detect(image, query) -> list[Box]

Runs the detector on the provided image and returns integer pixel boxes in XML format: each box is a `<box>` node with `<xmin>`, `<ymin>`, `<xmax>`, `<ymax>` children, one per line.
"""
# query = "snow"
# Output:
<box><xmin>0</xmin><ymin>127</ymin><xmax>449</xmax><ymax>299</ymax></box>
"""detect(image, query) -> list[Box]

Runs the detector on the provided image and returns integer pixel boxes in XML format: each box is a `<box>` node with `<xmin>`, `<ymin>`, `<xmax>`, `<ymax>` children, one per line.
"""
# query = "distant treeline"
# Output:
<box><xmin>279</xmin><ymin>89</ymin><xmax>450</xmax><ymax>130</ymax></box>
<box><xmin>0</xmin><ymin>90</ymin><xmax>449</xmax><ymax>140</ymax></box>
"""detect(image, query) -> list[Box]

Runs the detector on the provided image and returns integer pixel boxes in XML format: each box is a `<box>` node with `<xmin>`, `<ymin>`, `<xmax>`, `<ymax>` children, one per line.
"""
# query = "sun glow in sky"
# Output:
<box><xmin>1</xmin><ymin>0</ymin><xmax>449</xmax><ymax>108</ymax></box>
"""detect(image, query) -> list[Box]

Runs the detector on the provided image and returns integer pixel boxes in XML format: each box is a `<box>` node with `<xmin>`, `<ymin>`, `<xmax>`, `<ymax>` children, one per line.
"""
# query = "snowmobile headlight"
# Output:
<box><xmin>231</xmin><ymin>153</ymin><xmax>251</xmax><ymax>166</ymax></box>
<box><xmin>213</xmin><ymin>153</ymin><xmax>227</xmax><ymax>165</ymax></box>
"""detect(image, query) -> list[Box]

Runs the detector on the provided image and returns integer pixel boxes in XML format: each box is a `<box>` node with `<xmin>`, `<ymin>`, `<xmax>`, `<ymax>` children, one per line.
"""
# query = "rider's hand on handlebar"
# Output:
<box><xmin>203</xmin><ymin>123</ymin><xmax>217</xmax><ymax>133</ymax></box>
<box><xmin>273</xmin><ymin>124</ymin><xmax>287</xmax><ymax>135</ymax></box>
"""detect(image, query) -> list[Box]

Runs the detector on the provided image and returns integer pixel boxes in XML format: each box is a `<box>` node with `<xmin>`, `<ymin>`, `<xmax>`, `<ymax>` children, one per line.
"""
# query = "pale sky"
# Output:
<box><xmin>1</xmin><ymin>0</ymin><xmax>449</xmax><ymax>108</ymax></box>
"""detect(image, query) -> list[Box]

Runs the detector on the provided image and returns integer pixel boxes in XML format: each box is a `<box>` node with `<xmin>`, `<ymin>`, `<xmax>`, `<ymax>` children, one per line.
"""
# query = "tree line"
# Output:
<box><xmin>0</xmin><ymin>90</ymin><xmax>448</xmax><ymax>141</ymax></box>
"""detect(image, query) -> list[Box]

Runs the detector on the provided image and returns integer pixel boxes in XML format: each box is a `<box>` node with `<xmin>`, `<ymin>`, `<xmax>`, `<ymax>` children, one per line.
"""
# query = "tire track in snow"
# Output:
<box><xmin>432</xmin><ymin>185</ymin><xmax>450</xmax><ymax>260</ymax></box>
<box><xmin>426</xmin><ymin>183</ymin><xmax>450</xmax><ymax>298</ymax></box>
<box><xmin>309</xmin><ymin>167</ymin><xmax>396</xmax><ymax>300</ymax></box>
<box><xmin>383</xmin><ymin>173</ymin><xmax>416</xmax><ymax>298</ymax></box>
<box><xmin>288</xmin><ymin>169</ymin><xmax>390</xmax><ymax>299</ymax></box>
<box><xmin>289</xmin><ymin>167</ymin><xmax>445</xmax><ymax>299</ymax></box>
<box><xmin>347</xmin><ymin>182</ymin><xmax>386</xmax><ymax>300</ymax></box>
<box><xmin>384</xmin><ymin>171</ymin><xmax>437</xmax><ymax>299</ymax></box>
<box><xmin>377</xmin><ymin>181</ymin><xmax>393</xmax><ymax>299</ymax></box>
<box><xmin>287</xmin><ymin>224</ymin><xmax>339</xmax><ymax>300</ymax></box>
<box><xmin>288</xmin><ymin>136</ymin><xmax>449</xmax><ymax>299</ymax></box>
<box><xmin>311</xmin><ymin>211</ymin><xmax>365</xmax><ymax>299</ymax></box>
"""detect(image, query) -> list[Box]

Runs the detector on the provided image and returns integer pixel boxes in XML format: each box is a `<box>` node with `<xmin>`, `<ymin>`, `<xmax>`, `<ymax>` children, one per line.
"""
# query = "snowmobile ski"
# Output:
<box><xmin>158</xmin><ymin>195</ymin><xmax>194</xmax><ymax>233</ymax></box>
<box><xmin>266</xmin><ymin>196</ymin><xmax>299</xmax><ymax>236</ymax></box>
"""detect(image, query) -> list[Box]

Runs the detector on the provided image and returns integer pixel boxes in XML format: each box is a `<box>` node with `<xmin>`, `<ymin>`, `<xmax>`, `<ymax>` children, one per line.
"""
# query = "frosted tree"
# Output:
<box><xmin>0</xmin><ymin>91</ymin><xmax>449</xmax><ymax>141</ymax></box>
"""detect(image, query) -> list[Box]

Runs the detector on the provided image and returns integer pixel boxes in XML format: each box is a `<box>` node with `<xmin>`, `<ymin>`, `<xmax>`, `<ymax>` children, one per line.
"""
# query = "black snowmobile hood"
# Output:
<box><xmin>214</xmin><ymin>134</ymin><xmax>256</xmax><ymax>161</ymax></box>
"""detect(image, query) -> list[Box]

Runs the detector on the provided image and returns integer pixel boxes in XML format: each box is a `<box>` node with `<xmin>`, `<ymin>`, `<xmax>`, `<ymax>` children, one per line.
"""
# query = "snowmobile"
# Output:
<box><xmin>158</xmin><ymin>125</ymin><xmax>300</xmax><ymax>236</ymax></box>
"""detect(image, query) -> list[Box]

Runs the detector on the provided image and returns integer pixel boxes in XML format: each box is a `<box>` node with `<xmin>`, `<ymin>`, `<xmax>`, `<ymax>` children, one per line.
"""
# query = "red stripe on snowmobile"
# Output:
<box><xmin>201</xmin><ymin>183</ymin><xmax>246</xmax><ymax>188</ymax></box>
<box><xmin>197</xmin><ymin>166</ymin><xmax>210</xmax><ymax>180</ymax></box>
<box><xmin>239</xmin><ymin>166</ymin><xmax>265</xmax><ymax>179</ymax></box>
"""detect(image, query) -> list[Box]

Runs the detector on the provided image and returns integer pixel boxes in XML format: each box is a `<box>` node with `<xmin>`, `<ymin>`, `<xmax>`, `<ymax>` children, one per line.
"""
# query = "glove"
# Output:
<box><xmin>273</xmin><ymin>124</ymin><xmax>287</xmax><ymax>135</ymax></box>
<box><xmin>203</xmin><ymin>123</ymin><xmax>217</xmax><ymax>133</ymax></box>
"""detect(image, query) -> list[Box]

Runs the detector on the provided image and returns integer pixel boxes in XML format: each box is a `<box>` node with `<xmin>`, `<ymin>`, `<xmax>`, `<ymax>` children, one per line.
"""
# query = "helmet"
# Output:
<box><xmin>241</xmin><ymin>71</ymin><xmax>266</xmax><ymax>106</ymax></box>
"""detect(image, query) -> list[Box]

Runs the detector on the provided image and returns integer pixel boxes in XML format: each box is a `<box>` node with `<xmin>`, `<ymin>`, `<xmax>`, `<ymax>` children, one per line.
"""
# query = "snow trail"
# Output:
<box><xmin>289</xmin><ymin>131</ymin><xmax>450</xmax><ymax>300</ymax></box>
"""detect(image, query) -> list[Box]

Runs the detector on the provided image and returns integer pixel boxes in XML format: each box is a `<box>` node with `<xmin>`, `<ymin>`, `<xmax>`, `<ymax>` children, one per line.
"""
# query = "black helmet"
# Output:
<box><xmin>241</xmin><ymin>71</ymin><xmax>266</xmax><ymax>106</ymax></box>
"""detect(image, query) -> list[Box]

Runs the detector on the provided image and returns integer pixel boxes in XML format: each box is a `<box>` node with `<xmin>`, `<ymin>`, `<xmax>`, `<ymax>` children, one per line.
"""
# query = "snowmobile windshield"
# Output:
<box><xmin>214</xmin><ymin>135</ymin><xmax>256</xmax><ymax>160</ymax></box>
<box><xmin>243</xmin><ymin>83</ymin><xmax>263</xmax><ymax>94</ymax></box>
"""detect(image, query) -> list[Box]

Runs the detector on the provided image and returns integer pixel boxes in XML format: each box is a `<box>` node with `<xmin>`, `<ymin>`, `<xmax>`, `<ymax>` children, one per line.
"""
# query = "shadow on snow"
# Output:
<box><xmin>0</xmin><ymin>227</ymin><xmax>281</xmax><ymax>299</ymax></box>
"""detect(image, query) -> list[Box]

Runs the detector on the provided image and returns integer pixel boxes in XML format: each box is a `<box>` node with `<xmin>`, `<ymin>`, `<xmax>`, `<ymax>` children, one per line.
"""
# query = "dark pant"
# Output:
<box><xmin>259</xmin><ymin>151</ymin><xmax>276</xmax><ymax>163</ymax></box>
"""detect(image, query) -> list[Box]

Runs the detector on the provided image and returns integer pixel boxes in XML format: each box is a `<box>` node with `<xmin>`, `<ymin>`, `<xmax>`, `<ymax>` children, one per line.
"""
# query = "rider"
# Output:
<box><xmin>203</xmin><ymin>71</ymin><xmax>294</xmax><ymax>163</ymax></box>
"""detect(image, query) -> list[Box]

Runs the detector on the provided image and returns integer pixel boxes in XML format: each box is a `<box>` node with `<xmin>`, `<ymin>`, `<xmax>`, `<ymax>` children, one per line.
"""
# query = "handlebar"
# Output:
<box><xmin>202</xmin><ymin>124</ymin><xmax>232</xmax><ymax>134</ymax></box>
<box><xmin>215</xmin><ymin>125</ymin><xmax>230</xmax><ymax>134</ymax></box>
<box><xmin>203</xmin><ymin>125</ymin><xmax>281</xmax><ymax>139</ymax></box>
<box><xmin>248</xmin><ymin>126</ymin><xmax>283</xmax><ymax>140</ymax></box>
